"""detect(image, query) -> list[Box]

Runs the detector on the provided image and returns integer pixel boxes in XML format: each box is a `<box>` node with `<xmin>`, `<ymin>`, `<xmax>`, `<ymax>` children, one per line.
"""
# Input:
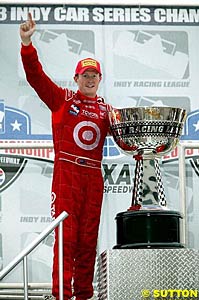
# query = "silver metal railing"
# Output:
<box><xmin>0</xmin><ymin>211</ymin><xmax>68</xmax><ymax>300</ymax></box>
<box><xmin>0</xmin><ymin>282</ymin><xmax>52</xmax><ymax>299</ymax></box>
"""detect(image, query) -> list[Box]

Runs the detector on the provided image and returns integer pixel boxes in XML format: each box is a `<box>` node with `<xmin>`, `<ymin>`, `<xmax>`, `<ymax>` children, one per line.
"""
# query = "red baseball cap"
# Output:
<box><xmin>75</xmin><ymin>57</ymin><xmax>102</xmax><ymax>75</ymax></box>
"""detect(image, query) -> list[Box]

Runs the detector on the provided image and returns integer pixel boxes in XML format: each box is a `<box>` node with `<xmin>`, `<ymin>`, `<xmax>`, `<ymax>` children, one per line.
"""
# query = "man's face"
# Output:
<box><xmin>74</xmin><ymin>69</ymin><xmax>101</xmax><ymax>98</ymax></box>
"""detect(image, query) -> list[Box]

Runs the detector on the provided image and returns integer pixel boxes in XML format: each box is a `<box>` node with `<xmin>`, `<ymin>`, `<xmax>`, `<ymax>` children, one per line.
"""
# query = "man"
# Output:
<box><xmin>20</xmin><ymin>13</ymin><xmax>110</xmax><ymax>300</ymax></box>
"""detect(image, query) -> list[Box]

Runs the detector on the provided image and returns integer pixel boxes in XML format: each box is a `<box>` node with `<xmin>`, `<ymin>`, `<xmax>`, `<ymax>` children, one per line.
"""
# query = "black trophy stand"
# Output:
<box><xmin>113</xmin><ymin>155</ymin><xmax>184</xmax><ymax>249</ymax></box>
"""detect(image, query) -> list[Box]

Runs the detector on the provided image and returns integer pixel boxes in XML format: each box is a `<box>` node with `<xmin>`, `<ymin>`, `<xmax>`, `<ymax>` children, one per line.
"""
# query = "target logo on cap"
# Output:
<box><xmin>73</xmin><ymin>121</ymin><xmax>101</xmax><ymax>150</ymax></box>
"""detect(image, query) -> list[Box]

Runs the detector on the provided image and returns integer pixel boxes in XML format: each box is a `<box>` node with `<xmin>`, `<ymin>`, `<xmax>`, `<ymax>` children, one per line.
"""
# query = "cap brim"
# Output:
<box><xmin>78</xmin><ymin>66</ymin><xmax>101</xmax><ymax>75</ymax></box>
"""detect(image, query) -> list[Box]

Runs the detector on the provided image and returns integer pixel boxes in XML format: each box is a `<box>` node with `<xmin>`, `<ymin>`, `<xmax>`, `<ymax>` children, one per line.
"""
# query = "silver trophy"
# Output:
<box><xmin>109</xmin><ymin>106</ymin><xmax>187</xmax><ymax>248</ymax></box>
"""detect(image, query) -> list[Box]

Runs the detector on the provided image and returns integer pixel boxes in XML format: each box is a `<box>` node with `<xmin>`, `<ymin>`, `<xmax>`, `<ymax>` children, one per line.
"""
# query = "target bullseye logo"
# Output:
<box><xmin>73</xmin><ymin>121</ymin><xmax>101</xmax><ymax>150</ymax></box>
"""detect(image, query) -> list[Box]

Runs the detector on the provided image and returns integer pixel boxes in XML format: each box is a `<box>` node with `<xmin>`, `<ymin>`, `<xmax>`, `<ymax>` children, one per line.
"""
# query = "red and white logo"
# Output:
<box><xmin>73</xmin><ymin>121</ymin><xmax>100</xmax><ymax>150</ymax></box>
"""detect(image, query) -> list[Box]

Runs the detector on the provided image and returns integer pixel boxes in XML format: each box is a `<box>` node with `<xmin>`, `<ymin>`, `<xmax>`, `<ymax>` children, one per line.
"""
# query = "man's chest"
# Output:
<box><xmin>67</xmin><ymin>99</ymin><xmax>107</xmax><ymax>123</ymax></box>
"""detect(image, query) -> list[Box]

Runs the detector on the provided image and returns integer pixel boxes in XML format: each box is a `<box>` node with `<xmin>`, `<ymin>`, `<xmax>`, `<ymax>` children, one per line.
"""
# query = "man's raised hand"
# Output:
<box><xmin>20</xmin><ymin>12</ymin><xmax>36</xmax><ymax>46</ymax></box>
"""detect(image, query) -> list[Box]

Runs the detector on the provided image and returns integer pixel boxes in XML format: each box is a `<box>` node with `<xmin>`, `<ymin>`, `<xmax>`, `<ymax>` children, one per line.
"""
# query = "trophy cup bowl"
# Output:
<box><xmin>109</xmin><ymin>106</ymin><xmax>187</xmax><ymax>249</ymax></box>
<box><xmin>109</xmin><ymin>106</ymin><xmax>186</xmax><ymax>157</ymax></box>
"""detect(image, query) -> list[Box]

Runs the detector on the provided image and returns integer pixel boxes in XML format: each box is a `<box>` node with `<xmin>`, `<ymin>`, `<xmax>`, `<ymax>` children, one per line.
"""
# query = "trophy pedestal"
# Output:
<box><xmin>113</xmin><ymin>210</ymin><xmax>184</xmax><ymax>249</ymax></box>
<box><xmin>97</xmin><ymin>249</ymin><xmax>199</xmax><ymax>300</ymax></box>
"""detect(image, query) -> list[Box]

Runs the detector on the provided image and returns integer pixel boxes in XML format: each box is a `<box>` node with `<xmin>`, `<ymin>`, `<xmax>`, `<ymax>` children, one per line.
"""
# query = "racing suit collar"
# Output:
<box><xmin>76</xmin><ymin>89</ymin><xmax>98</xmax><ymax>103</ymax></box>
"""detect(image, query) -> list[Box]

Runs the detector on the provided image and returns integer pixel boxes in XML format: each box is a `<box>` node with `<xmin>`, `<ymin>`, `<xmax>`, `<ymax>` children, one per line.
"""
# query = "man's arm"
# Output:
<box><xmin>20</xmin><ymin>13</ymin><xmax>67</xmax><ymax>112</ymax></box>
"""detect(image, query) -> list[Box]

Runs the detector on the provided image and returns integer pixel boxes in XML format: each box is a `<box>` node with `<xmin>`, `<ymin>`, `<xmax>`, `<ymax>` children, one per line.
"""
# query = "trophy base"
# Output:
<box><xmin>114</xmin><ymin>210</ymin><xmax>184</xmax><ymax>249</ymax></box>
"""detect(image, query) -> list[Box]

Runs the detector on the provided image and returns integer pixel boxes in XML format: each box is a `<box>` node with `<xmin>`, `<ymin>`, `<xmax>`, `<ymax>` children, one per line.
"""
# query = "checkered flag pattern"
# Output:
<box><xmin>132</xmin><ymin>159</ymin><xmax>143</xmax><ymax>206</ymax></box>
<box><xmin>154</xmin><ymin>159</ymin><xmax>167</xmax><ymax>207</ymax></box>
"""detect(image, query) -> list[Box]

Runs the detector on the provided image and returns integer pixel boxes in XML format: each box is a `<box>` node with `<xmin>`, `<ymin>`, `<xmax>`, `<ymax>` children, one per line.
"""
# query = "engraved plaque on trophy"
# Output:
<box><xmin>109</xmin><ymin>106</ymin><xmax>186</xmax><ymax>248</ymax></box>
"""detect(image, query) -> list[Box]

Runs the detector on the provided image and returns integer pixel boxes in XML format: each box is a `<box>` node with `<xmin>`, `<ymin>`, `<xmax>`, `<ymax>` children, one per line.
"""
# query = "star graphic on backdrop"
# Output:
<box><xmin>11</xmin><ymin>120</ymin><xmax>22</xmax><ymax>131</ymax></box>
<box><xmin>193</xmin><ymin>120</ymin><xmax>199</xmax><ymax>132</ymax></box>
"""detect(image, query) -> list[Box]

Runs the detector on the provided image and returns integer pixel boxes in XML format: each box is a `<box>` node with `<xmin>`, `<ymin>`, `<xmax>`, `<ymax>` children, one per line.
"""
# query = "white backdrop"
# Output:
<box><xmin>0</xmin><ymin>3</ymin><xmax>199</xmax><ymax>284</ymax></box>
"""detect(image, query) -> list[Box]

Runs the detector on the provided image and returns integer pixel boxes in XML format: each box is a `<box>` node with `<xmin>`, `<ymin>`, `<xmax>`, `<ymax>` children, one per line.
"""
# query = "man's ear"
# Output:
<box><xmin>74</xmin><ymin>75</ymin><xmax>78</xmax><ymax>82</ymax></box>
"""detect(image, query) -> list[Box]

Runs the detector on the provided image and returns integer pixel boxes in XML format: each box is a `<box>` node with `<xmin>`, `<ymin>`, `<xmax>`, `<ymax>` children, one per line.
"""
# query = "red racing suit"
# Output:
<box><xmin>21</xmin><ymin>43</ymin><xmax>110</xmax><ymax>300</ymax></box>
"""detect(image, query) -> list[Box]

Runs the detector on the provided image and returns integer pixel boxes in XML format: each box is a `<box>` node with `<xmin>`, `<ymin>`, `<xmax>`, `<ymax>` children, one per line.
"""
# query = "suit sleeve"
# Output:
<box><xmin>21</xmin><ymin>43</ymin><xmax>67</xmax><ymax>112</ymax></box>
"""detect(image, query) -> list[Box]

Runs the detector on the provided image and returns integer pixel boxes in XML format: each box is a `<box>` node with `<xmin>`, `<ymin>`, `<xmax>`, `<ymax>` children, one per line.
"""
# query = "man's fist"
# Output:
<box><xmin>20</xmin><ymin>12</ymin><xmax>36</xmax><ymax>46</ymax></box>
